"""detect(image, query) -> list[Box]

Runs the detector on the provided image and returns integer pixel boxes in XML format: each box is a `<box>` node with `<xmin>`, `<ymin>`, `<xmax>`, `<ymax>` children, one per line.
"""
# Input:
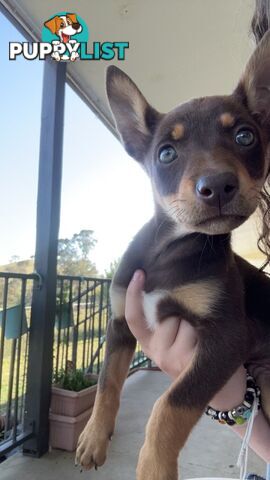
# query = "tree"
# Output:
<box><xmin>0</xmin><ymin>259</ymin><xmax>34</xmax><ymax>307</ymax></box>
<box><xmin>57</xmin><ymin>230</ymin><xmax>97</xmax><ymax>276</ymax></box>
<box><xmin>73</xmin><ymin>231</ymin><xmax>96</xmax><ymax>260</ymax></box>
<box><xmin>9</xmin><ymin>255</ymin><xmax>20</xmax><ymax>264</ymax></box>
<box><xmin>105</xmin><ymin>258</ymin><xmax>121</xmax><ymax>279</ymax></box>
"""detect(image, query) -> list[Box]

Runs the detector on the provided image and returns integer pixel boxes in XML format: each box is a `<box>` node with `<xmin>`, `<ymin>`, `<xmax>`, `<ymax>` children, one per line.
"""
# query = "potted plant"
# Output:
<box><xmin>49</xmin><ymin>364</ymin><xmax>98</xmax><ymax>451</ymax></box>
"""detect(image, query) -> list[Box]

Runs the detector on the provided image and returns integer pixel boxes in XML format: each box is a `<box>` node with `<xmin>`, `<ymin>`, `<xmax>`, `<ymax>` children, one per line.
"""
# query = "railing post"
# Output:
<box><xmin>23</xmin><ymin>59</ymin><xmax>66</xmax><ymax>457</ymax></box>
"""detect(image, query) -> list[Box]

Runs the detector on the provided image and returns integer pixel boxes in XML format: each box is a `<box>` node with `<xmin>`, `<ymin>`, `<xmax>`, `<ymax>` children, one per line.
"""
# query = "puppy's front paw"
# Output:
<box><xmin>137</xmin><ymin>442</ymin><xmax>178</xmax><ymax>480</ymax></box>
<box><xmin>75</xmin><ymin>417</ymin><xmax>112</xmax><ymax>470</ymax></box>
<box><xmin>70</xmin><ymin>51</ymin><xmax>78</xmax><ymax>62</ymax></box>
<box><xmin>51</xmin><ymin>52</ymin><xmax>61</xmax><ymax>61</ymax></box>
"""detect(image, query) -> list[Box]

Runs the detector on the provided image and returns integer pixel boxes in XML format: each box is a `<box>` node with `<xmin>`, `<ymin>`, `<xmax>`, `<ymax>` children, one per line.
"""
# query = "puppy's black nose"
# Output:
<box><xmin>196</xmin><ymin>172</ymin><xmax>239</xmax><ymax>208</ymax></box>
<box><xmin>72</xmin><ymin>22</ymin><xmax>80</xmax><ymax>30</ymax></box>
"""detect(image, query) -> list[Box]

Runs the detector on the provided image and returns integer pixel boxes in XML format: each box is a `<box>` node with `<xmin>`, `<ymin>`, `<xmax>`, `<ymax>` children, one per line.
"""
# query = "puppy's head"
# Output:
<box><xmin>44</xmin><ymin>14</ymin><xmax>82</xmax><ymax>40</ymax></box>
<box><xmin>106</xmin><ymin>32</ymin><xmax>270</xmax><ymax>236</ymax></box>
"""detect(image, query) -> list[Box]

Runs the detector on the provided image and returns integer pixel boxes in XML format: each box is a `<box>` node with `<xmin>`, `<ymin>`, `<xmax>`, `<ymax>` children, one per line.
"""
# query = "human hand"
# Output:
<box><xmin>125</xmin><ymin>270</ymin><xmax>270</xmax><ymax>463</ymax></box>
<box><xmin>125</xmin><ymin>270</ymin><xmax>246</xmax><ymax>410</ymax></box>
<box><xmin>125</xmin><ymin>270</ymin><xmax>198</xmax><ymax>379</ymax></box>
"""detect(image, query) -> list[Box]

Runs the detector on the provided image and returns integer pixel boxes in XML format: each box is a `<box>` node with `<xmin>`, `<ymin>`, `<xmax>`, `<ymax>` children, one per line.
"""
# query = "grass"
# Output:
<box><xmin>0</xmin><ymin>307</ymin><xmax>107</xmax><ymax>415</ymax></box>
<box><xmin>0</xmin><ymin>305</ymin><xmax>146</xmax><ymax>421</ymax></box>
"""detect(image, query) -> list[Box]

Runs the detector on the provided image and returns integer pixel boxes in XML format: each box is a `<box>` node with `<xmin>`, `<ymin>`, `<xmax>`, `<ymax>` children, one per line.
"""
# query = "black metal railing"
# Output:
<box><xmin>0</xmin><ymin>272</ymin><xmax>148</xmax><ymax>458</ymax></box>
<box><xmin>0</xmin><ymin>272</ymin><xmax>40</xmax><ymax>457</ymax></box>
<box><xmin>54</xmin><ymin>275</ymin><xmax>111</xmax><ymax>376</ymax></box>
<box><xmin>53</xmin><ymin>275</ymin><xmax>148</xmax><ymax>376</ymax></box>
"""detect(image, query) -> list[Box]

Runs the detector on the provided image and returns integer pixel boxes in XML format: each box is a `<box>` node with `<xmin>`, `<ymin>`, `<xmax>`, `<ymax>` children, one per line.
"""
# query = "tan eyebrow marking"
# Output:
<box><xmin>219</xmin><ymin>113</ymin><xmax>236</xmax><ymax>128</ymax></box>
<box><xmin>171</xmin><ymin>123</ymin><xmax>185</xmax><ymax>140</ymax></box>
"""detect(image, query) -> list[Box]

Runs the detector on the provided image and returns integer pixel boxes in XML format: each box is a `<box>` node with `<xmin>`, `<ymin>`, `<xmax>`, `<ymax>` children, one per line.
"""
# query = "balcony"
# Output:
<box><xmin>0</xmin><ymin>272</ymin><xmax>147</xmax><ymax>458</ymax></box>
<box><xmin>0</xmin><ymin>270</ymin><xmax>266</xmax><ymax>478</ymax></box>
<box><xmin>0</xmin><ymin>1</ymin><xmax>269</xmax><ymax>478</ymax></box>
<box><xmin>0</xmin><ymin>370</ymin><xmax>265</xmax><ymax>479</ymax></box>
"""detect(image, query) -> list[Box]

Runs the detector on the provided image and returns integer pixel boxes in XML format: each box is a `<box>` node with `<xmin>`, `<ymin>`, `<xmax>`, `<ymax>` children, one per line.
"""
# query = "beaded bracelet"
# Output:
<box><xmin>205</xmin><ymin>373</ymin><xmax>261</xmax><ymax>426</ymax></box>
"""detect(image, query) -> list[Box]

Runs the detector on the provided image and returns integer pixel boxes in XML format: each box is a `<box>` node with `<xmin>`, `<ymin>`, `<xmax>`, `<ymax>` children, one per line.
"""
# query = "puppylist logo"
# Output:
<box><xmin>9</xmin><ymin>12</ymin><xmax>129</xmax><ymax>62</ymax></box>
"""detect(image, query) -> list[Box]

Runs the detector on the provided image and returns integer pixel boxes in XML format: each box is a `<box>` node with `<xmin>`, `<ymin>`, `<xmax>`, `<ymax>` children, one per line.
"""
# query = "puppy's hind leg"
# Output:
<box><xmin>76</xmin><ymin>288</ymin><xmax>136</xmax><ymax>470</ymax></box>
<box><xmin>136</xmin><ymin>322</ymin><xmax>246</xmax><ymax>480</ymax></box>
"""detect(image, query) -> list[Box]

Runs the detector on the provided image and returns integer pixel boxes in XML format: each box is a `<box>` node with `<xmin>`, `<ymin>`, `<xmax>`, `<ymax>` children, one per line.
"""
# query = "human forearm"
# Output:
<box><xmin>233</xmin><ymin>410</ymin><xmax>270</xmax><ymax>463</ymax></box>
<box><xmin>210</xmin><ymin>365</ymin><xmax>246</xmax><ymax>410</ymax></box>
<box><xmin>209</xmin><ymin>365</ymin><xmax>270</xmax><ymax>463</ymax></box>
<box><xmin>126</xmin><ymin>271</ymin><xmax>270</xmax><ymax>463</ymax></box>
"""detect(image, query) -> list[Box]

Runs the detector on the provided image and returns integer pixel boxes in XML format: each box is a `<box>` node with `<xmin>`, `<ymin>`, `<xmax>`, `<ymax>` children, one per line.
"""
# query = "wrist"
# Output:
<box><xmin>209</xmin><ymin>365</ymin><xmax>246</xmax><ymax>411</ymax></box>
<box><xmin>206</xmin><ymin>371</ymin><xmax>261</xmax><ymax>427</ymax></box>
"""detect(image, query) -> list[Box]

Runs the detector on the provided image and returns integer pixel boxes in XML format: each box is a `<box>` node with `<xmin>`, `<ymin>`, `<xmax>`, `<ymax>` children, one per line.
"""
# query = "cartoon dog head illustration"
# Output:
<box><xmin>44</xmin><ymin>13</ymin><xmax>82</xmax><ymax>43</ymax></box>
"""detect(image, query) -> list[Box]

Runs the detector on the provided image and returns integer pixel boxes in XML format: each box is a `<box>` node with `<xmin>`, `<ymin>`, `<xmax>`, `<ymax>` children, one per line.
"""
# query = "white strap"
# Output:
<box><xmin>236</xmin><ymin>396</ymin><xmax>259</xmax><ymax>480</ymax></box>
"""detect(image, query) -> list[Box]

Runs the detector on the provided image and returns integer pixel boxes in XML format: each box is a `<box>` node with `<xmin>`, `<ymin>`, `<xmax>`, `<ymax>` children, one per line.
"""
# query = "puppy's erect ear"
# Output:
<box><xmin>106</xmin><ymin>66</ymin><xmax>162</xmax><ymax>161</ymax></box>
<box><xmin>236</xmin><ymin>30</ymin><xmax>270</xmax><ymax>124</ymax></box>
<box><xmin>67</xmin><ymin>13</ymin><xmax>77</xmax><ymax>24</ymax></box>
<box><xmin>44</xmin><ymin>16</ymin><xmax>60</xmax><ymax>34</ymax></box>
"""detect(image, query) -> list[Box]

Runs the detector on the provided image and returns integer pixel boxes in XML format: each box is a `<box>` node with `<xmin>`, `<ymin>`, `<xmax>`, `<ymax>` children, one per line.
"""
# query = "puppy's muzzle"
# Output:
<box><xmin>196</xmin><ymin>172</ymin><xmax>239</xmax><ymax>208</ymax></box>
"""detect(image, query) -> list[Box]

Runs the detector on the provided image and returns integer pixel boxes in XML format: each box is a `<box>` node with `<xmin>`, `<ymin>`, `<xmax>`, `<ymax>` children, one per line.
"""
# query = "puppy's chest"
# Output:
<box><xmin>142</xmin><ymin>279</ymin><xmax>222</xmax><ymax>331</ymax></box>
<box><xmin>110</xmin><ymin>234</ymin><xmax>230</xmax><ymax>329</ymax></box>
<box><xmin>110</xmin><ymin>275</ymin><xmax>224</xmax><ymax>333</ymax></box>
<box><xmin>140</xmin><ymin>244</ymin><xmax>225</xmax><ymax>330</ymax></box>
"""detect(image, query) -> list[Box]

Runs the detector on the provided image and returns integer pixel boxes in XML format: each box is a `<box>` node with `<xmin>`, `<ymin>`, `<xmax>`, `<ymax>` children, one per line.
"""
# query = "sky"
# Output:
<box><xmin>0</xmin><ymin>12</ymin><xmax>154</xmax><ymax>274</ymax></box>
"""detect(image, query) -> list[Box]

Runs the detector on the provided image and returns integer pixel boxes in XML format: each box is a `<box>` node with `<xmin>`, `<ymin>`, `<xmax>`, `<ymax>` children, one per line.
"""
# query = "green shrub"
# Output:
<box><xmin>53</xmin><ymin>369</ymin><xmax>97</xmax><ymax>392</ymax></box>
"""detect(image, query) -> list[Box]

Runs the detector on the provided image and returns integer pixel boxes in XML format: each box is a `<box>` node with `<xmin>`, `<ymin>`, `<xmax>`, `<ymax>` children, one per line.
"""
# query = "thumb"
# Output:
<box><xmin>125</xmin><ymin>270</ymin><xmax>151</xmax><ymax>344</ymax></box>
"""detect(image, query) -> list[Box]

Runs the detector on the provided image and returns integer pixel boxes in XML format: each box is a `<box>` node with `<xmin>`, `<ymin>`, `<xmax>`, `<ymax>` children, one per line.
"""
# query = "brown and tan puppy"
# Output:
<box><xmin>76</xmin><ymin>30</ymin><xmax>270</xmax><ymax>480</ymax></box>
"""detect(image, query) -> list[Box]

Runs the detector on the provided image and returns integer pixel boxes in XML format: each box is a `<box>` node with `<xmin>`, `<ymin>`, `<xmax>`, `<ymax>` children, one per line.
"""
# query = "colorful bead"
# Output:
<box><xmin>205</xmin><ymin>371</ymin><xmax>261</xmax><ymax>427</ymax></box>
<box><xmin>235</xmin><ymin>417</ymin><xmax>246</xmax><ymax>425</ymax></box>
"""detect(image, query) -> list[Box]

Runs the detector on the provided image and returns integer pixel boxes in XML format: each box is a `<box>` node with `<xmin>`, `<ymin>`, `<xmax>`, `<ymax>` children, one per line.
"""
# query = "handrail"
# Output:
<box><xmin>0</xmin><ymin>272</ymin><xmax>39</xmax><ymax>280</ymax></box>
<box><xmin>57</xmin><ymin>274</ymin><xmax>111</xmax><ymax>282</ymax></box>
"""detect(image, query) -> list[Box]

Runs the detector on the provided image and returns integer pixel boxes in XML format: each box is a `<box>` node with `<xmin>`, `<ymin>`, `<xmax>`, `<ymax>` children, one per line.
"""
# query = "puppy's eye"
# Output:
<box><xmin>60</xmin><ymin>22</ymin><xmax>65</xmax><ymax>27</ymax></box>
<box><xmin>235</xmin><ymin>129</ymin><xmax>255</xmax><ymax>146</ymax></box>
<box><xmin>158</xmin><ymin>146</ymin><xmax>178</xmax><ymax>164</ymax></box>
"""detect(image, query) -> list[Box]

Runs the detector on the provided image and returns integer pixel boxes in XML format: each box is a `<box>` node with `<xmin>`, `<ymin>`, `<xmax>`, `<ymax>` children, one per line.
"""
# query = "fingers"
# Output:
<box><xmin>125</xmin><ymin>271</ymin><xmax>198</xmax><ymax>380</ymax></box>
<box><xmin>167</xmin><ymin>319</ymin><xmax>198</xmax><ymax>377</ymax></box>
<box><xmin>171</xmin><ymin>319</ymin><xmax>198</xmax><ymax>357</ymax></box>
<box><xmin>125</xmin><ymin>270</ymin><xmax>151</xmax><ymax>346</ymax></box>
<box><xmin>149</xmin><ymin>318</ymin><xmax>197</xmax><ymax>379</ymax></box>
<box><xmin>151</xmin><ymin>316</ymin><xmax>181</xmax><ymax>352</ymax></box>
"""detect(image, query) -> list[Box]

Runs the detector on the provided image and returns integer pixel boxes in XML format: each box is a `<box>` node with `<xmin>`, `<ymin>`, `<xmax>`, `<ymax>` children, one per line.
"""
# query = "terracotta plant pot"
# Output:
<box><xmin>49</xmin><ymin>373</ymin><xmax>98</xmax><ymax>451</ymax></box>
<box><xmin>49</xmin><ymin>407</ymin><xmax>92</xmax><ymax>452</ymax></box>
<box><xmin>50</xmin><ymin>381</ymin><xmax>97</xmax><ymax>417</ymax></box>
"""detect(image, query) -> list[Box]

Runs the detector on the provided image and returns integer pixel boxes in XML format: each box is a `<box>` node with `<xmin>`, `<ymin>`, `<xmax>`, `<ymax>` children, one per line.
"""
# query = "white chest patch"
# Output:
<box><xmin>142</xmin><ymin>280</ymin><xmax>221</xmax><ymax>330</ymax></box>
<box><xmin>110</xmin><ymin>281</ymin><xmax>221</xmax><ymax>329</ymax></box>
<box><xmin>110</xmin><ymin>285</ymin><xmax>126</xmax><ymax>318</ymax></box>
<box><xmin>142</xmin><ymin>290</ymin><xmax>168</xmax><ymax>331</ymax></box>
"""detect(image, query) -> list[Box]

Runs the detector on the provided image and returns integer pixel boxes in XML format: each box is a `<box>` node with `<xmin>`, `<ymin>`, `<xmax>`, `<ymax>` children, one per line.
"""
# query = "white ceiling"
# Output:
<box><xmin>3</xmin><ymin>0</ymin><xmax>255</xmax><ymax>135</ymax></box>
<box><xmin>3</xmin><ymin>0</ymin><xmax>265</xmax><ymax>264</ymax></box>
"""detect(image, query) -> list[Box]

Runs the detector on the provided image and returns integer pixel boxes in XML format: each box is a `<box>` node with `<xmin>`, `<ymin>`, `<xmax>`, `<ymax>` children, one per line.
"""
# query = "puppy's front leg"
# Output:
<box><xmin>76</xmin><ymin>309</ymin><xmax>136</xmax><ymax>470</ymax></box>
<box><xmin>137</xmin><ymin>331</ymin><xmax>246</xmax><ymax>480</ymax></box>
